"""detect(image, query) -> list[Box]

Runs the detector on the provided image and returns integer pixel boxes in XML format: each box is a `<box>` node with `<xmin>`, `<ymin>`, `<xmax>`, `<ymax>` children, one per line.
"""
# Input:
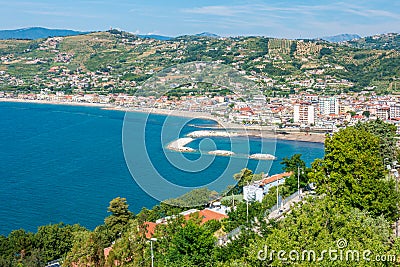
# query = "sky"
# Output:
<box><xmin>0</xmin><ymin>0</ymin><xmax>399</xmax><ymax>38</ymax></box>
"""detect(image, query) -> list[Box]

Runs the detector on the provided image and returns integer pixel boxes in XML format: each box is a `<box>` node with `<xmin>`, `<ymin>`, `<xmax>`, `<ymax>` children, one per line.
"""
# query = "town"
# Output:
<box><xmin>4</xmin><ymin>90</ymin><xmax>400</xmax><ymax>135</ymax></box>
<box><xmin>1</xmin><ymin>30</ymin><xmax>399</xmax><ymax>135</ymax></box>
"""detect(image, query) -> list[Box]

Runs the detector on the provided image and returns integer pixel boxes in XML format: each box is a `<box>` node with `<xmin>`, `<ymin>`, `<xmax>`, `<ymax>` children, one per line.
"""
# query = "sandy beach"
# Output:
<box><xmin>1</xmin><ymin>98</ymin><xmax>325</xmax><ymax>143</ymax></box>
<box><xmin>0</xmin><ymin>98</ymin><xmax>111</xmax><ymax>108</ymax></box>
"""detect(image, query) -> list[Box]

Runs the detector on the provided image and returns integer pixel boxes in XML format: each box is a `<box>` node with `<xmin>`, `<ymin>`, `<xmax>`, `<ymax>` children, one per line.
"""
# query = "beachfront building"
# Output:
<box><xmin>293</xmin><ymin>102</ymin><xmax>315</xmax><ymax>125</ymax></box>
<box><xmin>319</xmin><ymin>96</ymin><xmax>339</xmax><ymax>115</ymax></box>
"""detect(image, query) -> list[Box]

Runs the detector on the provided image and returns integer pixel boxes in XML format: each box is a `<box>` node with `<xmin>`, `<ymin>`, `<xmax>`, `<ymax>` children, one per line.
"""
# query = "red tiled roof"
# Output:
<box><xmin>183</xmin><ymin>209</ymin><xmax>228</xmax><ymax>224</ymax></box>
<box><xmin>239</xmin><ymin>107</ymin><xmax>252</xmax><ymax>112</ymax></box>
<box><xmin>198</xmin><ymin>209</ymin><xmax>228</xmax><ymax>224</ymax></box>
<box><xmin>260</xmin><ymin>172</ymin><xmax>292</xmax><ymax>186</ymax></box>
<box><xmin>352</xmin><ymin>115</ymin><xmax>364</xmax><ymax>119</ymax></box>
<box><xmin>144</xmin><ymin>221</ymin><xmax>157</xmax><ymax>239</ymax></box>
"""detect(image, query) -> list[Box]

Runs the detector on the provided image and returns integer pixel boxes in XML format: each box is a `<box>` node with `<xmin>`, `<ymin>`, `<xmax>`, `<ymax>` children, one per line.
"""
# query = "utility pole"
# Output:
<box><xmin>246</xmin><ymin>199</ymin><xmax>249</xmax><ymax>224</ymax></box>
<box><xmin>297</xmin><ymin>166</ymin><xmax>300</xmax><ymax>196</ymax></box>
<box><xmin>389</xmin><ymin>161</ymin><xmax>399</xmax><ymax>238</ymax></box>
<box><xmin>276</xmin><ymin>179</ymin><xmax>279</xmax><ymax>211</ymax></box>
<box><xmin>151</xmin><ymin>239</ymin><xmax>154</xmax><ymax>267</ymax></box>
<box><xmin>232</xmin><ymin>190</ymin><xmax>234</xmax><ymax>208</ymax></box>
<box><xmin>394</xmin><ymin>162</ymin><xmax>399</xmax><ymax>238</ymax></box>
<box><xmin>149</xmin><ymin>238</ymin><xmax>157</xmax><ymax>267</ymax></box>
<box><xmin>396</xmin><ymin>176</ymin><xmax>398</xmax><ymax>238</ymax></box>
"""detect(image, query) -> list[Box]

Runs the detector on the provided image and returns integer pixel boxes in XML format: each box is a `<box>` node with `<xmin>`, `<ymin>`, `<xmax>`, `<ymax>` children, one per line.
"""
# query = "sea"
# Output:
<box><xmin>0</xmin><ymin>102</ymin><xmax>324</xmax><ymax>235</ymax></box>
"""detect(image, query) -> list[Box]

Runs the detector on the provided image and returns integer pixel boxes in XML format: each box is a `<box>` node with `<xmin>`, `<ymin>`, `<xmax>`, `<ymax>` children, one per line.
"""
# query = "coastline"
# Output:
<box><xmin>0</xmin><ymin>98</ymin><xmax>111</xmax><ymax>108</ymax></box>
<box><xmin>0</xmin><ymin>98</ymin><xmax>325</xmax><ymax>143</ymax></box>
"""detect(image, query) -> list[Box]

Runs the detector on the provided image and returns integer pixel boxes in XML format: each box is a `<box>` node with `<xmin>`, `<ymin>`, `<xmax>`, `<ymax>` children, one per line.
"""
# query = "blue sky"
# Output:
<box><xmin>1</xmin><ymin>0</ymin><xmax>399</xmax><ymax>38</ymax></box>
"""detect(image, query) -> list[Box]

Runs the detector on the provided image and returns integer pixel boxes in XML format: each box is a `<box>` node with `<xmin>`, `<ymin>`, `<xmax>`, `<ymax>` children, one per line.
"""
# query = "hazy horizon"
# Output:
<box><xmin>0</xmin><ymin>0</ymin><xmax>398</xmax><ymax>39</ymax></box>
<box><xmin>0</xmin><ymin>26</ymin><xmax>394</xmax><ymax>40</ymax></box>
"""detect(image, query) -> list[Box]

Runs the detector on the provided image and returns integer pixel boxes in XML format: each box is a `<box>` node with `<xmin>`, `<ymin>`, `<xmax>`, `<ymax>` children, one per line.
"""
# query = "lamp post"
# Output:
<box><xmin>387</xmin><ymin>160</ymin><xmax>399</xmax><ymax>238</ymax></box>
<box><xmin>276</xmin><ymin>179</ymin><xmax>279</xmax><ymax>212</ymax></box>
<box><xmin>393</xmin><ymin>161</ymin><xmax>399</xmax><ymax>238</ymax></box>
<box><xmin>246</xmin><ymin>198</ymin><xmax>249</xmax><ymax>224</ymax></box>
<box><xmin>149</xmin><ymin>238</ymin><xmax>157</xmax><ymax>267</ymax></box>
<box><xmin>297</xmin><ymin>166</ymin><xmax>302</xmax><ymax>197</ymax></box>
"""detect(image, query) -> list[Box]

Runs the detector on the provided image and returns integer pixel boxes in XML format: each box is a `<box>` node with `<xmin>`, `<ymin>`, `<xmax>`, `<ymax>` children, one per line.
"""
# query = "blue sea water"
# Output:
<box><xmin>0</xmin><ymin>102</ymin><xmax>324</xmax><ymax>235</ymax></box>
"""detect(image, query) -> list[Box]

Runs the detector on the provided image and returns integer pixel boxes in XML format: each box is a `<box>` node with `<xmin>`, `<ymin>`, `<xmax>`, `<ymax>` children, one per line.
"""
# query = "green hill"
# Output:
<box><xmin>0</xmin><ymin>30</ymin><xmax>399</xmax><ymax>95</ymax></box>
<box><xmin>345</xmin><ymin>33</ymin><xmax>400</xmax><ymax>51</ymax></box>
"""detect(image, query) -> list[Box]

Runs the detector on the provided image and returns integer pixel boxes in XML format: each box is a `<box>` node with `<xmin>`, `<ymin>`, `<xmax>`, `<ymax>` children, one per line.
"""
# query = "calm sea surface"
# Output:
<box><xmin>0</xmin><ymin>102</ymin><xmax>324</xmax><ymax>235</ymax></box>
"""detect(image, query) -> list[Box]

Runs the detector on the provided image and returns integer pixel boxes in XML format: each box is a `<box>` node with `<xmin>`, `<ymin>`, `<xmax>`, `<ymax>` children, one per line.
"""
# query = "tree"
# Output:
<box><xmin>0</xmin><ymin>235</ymin><xmax>13</xmax><ymax>265</ymax></box>
<box><xmin>310</xmin><ymin>126</ymin><xmax>399</xmax><ymax>221</ymax></box>
<box><xmin>63</xmin><ymin>230</ymin><xmax>105</xmax><ymax>267</ymax></box>
<box><xmin>225</xmin><ymin>201</ymin><xmax>264</xmax><ymax>231</ymax></box>
<box><xmin>164</xmin><ymin>188</ymin><xmax>219</xmax><ymax>208</ymax></box>
<box><xmin>233</xmin><ymin>168</ymin><xmax>254</xmax><ymax>193</ymax></box>
<box><xmin>280</xmin><ymin>154</ymin><xmax>308</xmax><ymax>193</ymax></box>
<box><xmin>261</xmin><ymin>185</ymin><xmax>291</xmax><ymax>211</ymax></box>
<box><xmin>319</xmin><ymin>47</ymin><xmax>332</xmax><ymax>56</ymax></box>
<box><xmin>166</xmin><ymin>220</ymin><xmax>216</xmax><ymax>266</ymax></box>
<box><xmin>34</xmin><ymin>223</ymin><xmax>85</xmax><ymax>263</ymax></box>
<box><xmin>8</xmin><ymin>229</ymin><xmax>34</xmax><ymax>261</ymax></box>
<box><xmin>355</xmin><ymin>119</ymin><xmax>398</xmax><ymax>163</ymax></box>
<box><xmin>362</xmin><ymin>110</ymin><xmax>370</xmax><ymax>118</ymax></box>
<box><xmin>240</xmin><ymin>197</ymin><xmax>394</xmax><ymax>267</ymax></box>
<box><xmin>104</xmin><ymin>197</ymin><xmax>133</xmax><ymax>239</ymax></box>
<box><xmin>105</xmin><ymin>221</ymin><xmax>148</xmax><ymax>267</ymax></box>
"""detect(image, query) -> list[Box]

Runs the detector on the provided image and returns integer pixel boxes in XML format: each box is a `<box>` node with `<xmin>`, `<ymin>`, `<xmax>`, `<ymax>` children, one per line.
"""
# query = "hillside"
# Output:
<box><xmin>345</xmin><ymin>33</ymin><xmax>400</xmax><ymax>50</ymax></box>
<box><xmin>320</xmin><ymin>33</ymin><xmax>361</xmax><ymax>43</ymax></box>
<box><xmin>0</xmin><ymin>27</ymin><xmax>88</xmax><ymax>40</ymax></box>
<box><xmin>138</xmin><ymin>34</ymin><xmax>172</xmax><ymax>41</ymax></box>
<box><xmin>0</xmin><ymin>29</ymin><xmax>399</xmax><ymax>95</ymax></box>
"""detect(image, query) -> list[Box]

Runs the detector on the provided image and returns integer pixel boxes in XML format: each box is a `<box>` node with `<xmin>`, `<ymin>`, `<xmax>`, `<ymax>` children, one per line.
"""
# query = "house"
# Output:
<box><xmin>259</xmin><ymin>172</ymin><xmax>293</xmax><ymax>194</ymax></box>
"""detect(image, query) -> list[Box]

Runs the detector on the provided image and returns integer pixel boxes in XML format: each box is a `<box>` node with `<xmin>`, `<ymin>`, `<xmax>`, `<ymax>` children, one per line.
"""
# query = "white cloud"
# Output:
<box><xmin>23</xmin><ymin>10</ymin><xmax>101</xmax><ymax>19</ymax></box>
<box><xmin>181</xmin><ymin>3</ymin><xmax>399</xmax><ymax>20</ymax></box>
<box><xmin>181</xmin><ymin>5</ymin><xmax>246</xmax><ymax>16</ymax></box>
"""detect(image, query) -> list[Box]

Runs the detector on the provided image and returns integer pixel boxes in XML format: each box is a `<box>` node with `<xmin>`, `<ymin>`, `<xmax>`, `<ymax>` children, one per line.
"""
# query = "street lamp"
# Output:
<box><xmin>392</xmin><ymin>161</ymin><xmax>399</xmax><ymax>238</ymax></box>
<box><xmin>386</xmin><ymin>160</ymin><xmax>399</xmax><ymax>238</ymax></box>
<box><xmin>149</xmin><ymin>238</ymin><xmax>157</xmax><ymax>267</ymax></box>
<box><xmin>297</xmin><ymin>166</ymin><xmax>304</xmax><ymax>197</ymax></box>
<box><xmin>276</xmin><ymin>179</ymin><xmax>279</xmax><ymax>212</ymax></box>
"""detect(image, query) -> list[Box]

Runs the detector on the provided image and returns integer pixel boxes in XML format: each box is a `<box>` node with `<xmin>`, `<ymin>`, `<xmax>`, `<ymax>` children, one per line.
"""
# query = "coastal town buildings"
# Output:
<box><xmin>5</xmin><ymin>89</ymin><xmax>400</xmax><ymax>135</ymax></box>
<box><xmin>318</xmin><ymin>96</ymin><xmax>339</xmax><ymax>115</ymax></box>
<box><xmin>293</xmin><ymin>102</ymin><xmax>315</xmax><ymax>125</ymax></box>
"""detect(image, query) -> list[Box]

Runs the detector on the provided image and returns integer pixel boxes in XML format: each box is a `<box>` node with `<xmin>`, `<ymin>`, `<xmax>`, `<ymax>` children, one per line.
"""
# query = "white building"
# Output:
<box><xmin>294</xmin><ymin>102</ymin><xmax>315</xmax><ymax>125</ymax></box>
<box><xmin>390</xmin><ymin>104</ymin><xmax>400</xmax><ymax>119</ymax></box>
<box><xmin>243</xmin><ymin>185</ymin><xmax>264</xmax><ymax>203</ymax></box>
<box><xmin>319</xmin><ymin>97</ymin><xmax>339</xmax><ymax>115</ymax></box>
<box><xmin>376</xmin><ymin>106</ymin><xmax>390</xmax><ymax>120</ymax></box>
